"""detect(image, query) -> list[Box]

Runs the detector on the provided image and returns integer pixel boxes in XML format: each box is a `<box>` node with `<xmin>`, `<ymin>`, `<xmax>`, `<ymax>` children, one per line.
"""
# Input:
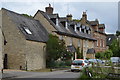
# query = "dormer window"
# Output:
<box><xmin>24</xmin><ymin>27</ymin><xmax>32</xmax><ymax>34</ymax></box>
<box><xmin>71</xmin><ymin>25</ymin><xmax>75</xmax><ymax>30</ymax></box>
<box><xmin>60</xmin><ymin>21</ymin><xmax>66</xmax><ymax>27</ymax></box>
<box><xmin>77</xmin><ymin>27</ymin><xmax>80</xmax><ymax>31</ymax></box>
<box><xmin>81</xmin><ymin>29</ymin><xmax>84</xmax><ymax>33</ymax></box>
<box><xmin>50</xmin><ymin>18</ymin><xmax>56</xmax><ymax>24</ymax></box>
<box><xmin>86</xmin><ymin>30</ymin><xmax>88</xmax><ymax>34</ymax></box>
<box><xmin>88</xmin><ymin>30</ymin><xmax>91</xmax><ymax>34</ymax></box>
<box><xmin>84</xmin><ymin>29</ymin><xmax>86</xmax><ymax>33</ymax></box>
<box><xmin>80</xmin><ymin>27</ymin><xmax>81</xmax><ymax>32</ymax></box>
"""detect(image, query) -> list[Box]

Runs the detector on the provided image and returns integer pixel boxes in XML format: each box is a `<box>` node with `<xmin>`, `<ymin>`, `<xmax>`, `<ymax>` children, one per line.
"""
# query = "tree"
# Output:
<box><xmin>46</xmin><ymin>34</ymin><xmax>72</xmax><ymax>68</ymax></box>
<box><xmin>22</xmin><ymin>14</ymin><xmax>33</xmax><ymax>18</ymax></box>
<box><xmin>116</xmin><ymin>31</ymin><xmax>120</xmax><ymax>37</ymax></box>
<box><xmin>95</xmin><ymin>52</ymin><xmax>104</xmax><ymax>59</ymax></box>
<box><xmin>109</xmin><ymin>39</ymin><xmax>120</xmax><ymax>57</ymax></box>
<box><xmin>95</xmin><ymin>50</ymin><xmax>113</xmax><ymax>59</ymax></box>
<box><xmin>104</xmin><ymin>50</ymin><xmax>113</xmax><ymax>59</ymax></box>
<box><xmin>76</xmin><ymin>47</ymin><xmax>83</xmax><ymax>59</ymax></box>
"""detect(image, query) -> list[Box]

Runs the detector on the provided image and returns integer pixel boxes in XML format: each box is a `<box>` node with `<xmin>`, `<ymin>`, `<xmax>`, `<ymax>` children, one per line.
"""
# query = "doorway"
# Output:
<box><xmin>4</xmin><ymin>54</ymin><xmax>8</xmax><ymax>69</ymax></box>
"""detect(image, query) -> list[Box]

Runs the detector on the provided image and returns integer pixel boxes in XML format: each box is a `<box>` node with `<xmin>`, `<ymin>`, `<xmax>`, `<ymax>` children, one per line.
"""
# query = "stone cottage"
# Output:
<box><xmin>1</xmin><ymin>8</ymin><xmax>49</xmax><ymax>70</ymax></box>
<box><xmin>34</xmin><ymin>4</ymin><xmax>96</xmax><ymax>59</ymax></box>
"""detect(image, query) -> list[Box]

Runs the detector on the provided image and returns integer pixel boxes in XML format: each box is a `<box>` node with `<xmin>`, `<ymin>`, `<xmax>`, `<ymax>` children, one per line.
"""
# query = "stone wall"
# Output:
<box><xmin>26</xmin><ymin>41</ymin><xmax>46</xmax><ymax>70</ymax></box>
<box><xmin>2</xmin><ymin>10</ymin><xmax>26</xmax><ymax>70</ymax></box>
<box><xmin>0</xmin><ymin>10</ymin><xmax>3</xmax><ymax>76</ymax></box>
<box><xmin>94</xmin><ymin>32</ymin><xmax>107</xmax><ymax>52</ymax></box>
<box><xmin>2</xmin><ymin>10</ymin><xmax>46</xmax><ymax>70</ymax></box>
<box><xmin>34</xmin><ymin>11</ymin><xmax>57</xmax><ymax>33</ymax></box>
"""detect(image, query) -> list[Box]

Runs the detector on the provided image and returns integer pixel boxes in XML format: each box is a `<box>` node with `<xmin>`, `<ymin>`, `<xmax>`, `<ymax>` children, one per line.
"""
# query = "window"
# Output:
<box><xmin>84</xmin><ymin>40</ymin><xmax>88</xmax><ymax>48</ymax></box>
<box><xmin>88</xmin><ymin>30</ymin><xmax>91</xmax><ymax>34</ymax></box>
<box><xmin>81</xmin><ymin>29</ymin><xmax>84</xmax><ymax>33</ymax></box>
<box><xmin>86</xmin><ymin>30</ymin><xmax>88</xmax><ymax>34</ymax></box>
<box><xmin>103</xmin><ymin>40</ymin><xmax>104</xmax><ymax>47</ymax></box>
<box><xmin>84</xmin><ymin>29</ymin><xmax>86</xmax><ymax>33</ymax></box>
<box><xmin>59</xmin><ymin>36</ymin><xmax>63</xmax><ymax>40</ymax></box>
<box><xmin>100</xmin><ymin>39</ymin><xmax>102</xmax><ymax>47</ymax></box>
<box><xmin>78</xmin><ymin>40</ymin><xmax>80</xmax><ymax>47</ymax></box>
<box><xmin>77</xmin><ymin>27</ymin><xmax>80</xmax><ymax>31</ymax></box>
<box><xmin>80</xmin><ymin>27</ymin><xmax>81</xmax><ymax>32</ymax></box>
<box><xmin>69</xmin><ymin>38</ymin><xmax>73</xmax><ymax>45</ymax></box>
<box><xmin>24</xmin><ymin>27</ymin><xmax>32</xmax><ymax>34</ymax></box>
<box><xmin>97</xmin><ymin>40</ymin><xmax>98</xmax><ymax>47</ymax></box>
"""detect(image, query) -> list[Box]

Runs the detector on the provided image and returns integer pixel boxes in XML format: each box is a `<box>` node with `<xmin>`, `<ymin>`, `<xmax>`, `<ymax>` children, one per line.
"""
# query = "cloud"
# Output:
<box><xmin>1</xmin><ymin>0</ymin><xmax>120</xmax><ymax>2</ymax></box>
<box><xmin>1</xmin><ymin>2</ymin><xmax>118</xmax><ymax>34</ymax></box>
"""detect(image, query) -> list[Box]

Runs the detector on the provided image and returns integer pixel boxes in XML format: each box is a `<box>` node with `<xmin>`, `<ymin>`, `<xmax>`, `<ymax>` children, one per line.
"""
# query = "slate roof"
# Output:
<box><xmin>87</xmin><ymin>48</ymin><xmax>96</xmax><ymax>54</ymax></box>
<box><xmin>37</xmin><ymin>10</ymin><xmax>96</xmax><ymax>41</ymax></box>
<box><xmin>106</xmin><ymin>34</ymin><xmax>117</xmax><ymax>46</ymax></box>
<box><xmin>48</xmin><ymin>14</ymin><xmax>59</xmax><ymax>18</ymax></box>
<box><xmin>2</xmin><ymin>8</ymin><xmax>49</xmax><ymax>43</ymax></box>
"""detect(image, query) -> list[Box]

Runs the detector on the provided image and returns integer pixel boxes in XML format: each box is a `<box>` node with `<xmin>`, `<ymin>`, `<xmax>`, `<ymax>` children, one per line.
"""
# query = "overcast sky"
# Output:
<box><xmin>0</xmin><ymin>0</ymin><xmax>119</xmax><ymax>34</ymax></box>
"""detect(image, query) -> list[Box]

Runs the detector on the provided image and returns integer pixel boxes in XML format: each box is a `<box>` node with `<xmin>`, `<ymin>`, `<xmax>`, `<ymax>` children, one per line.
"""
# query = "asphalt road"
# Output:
<box><xmin>2</xmin><ymin>70</ymin><xmax>81</xmax><ymax>80</ymax></box>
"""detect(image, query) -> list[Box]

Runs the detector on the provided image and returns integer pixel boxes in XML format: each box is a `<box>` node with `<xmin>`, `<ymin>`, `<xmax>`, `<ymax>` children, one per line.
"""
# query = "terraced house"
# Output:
<box><xmin>34</xmin><ymin>4</ymin><xmax>99</xmax><ymax>59</ymax></box>
<box><xmin>0</xmin><ymin>4</ymin><xmax>107</xmax><ymax>70</ymax></box>
<box><xmin>1</xmin><ymin>8</ymin><xmax>49</xmax><ymax>70</ymax></box>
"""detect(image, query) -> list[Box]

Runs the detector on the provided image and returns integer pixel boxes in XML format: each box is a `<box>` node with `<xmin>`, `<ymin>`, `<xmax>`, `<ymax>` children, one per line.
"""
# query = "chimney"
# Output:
<box><xmin>82</xmin><ymin>11</ymin><xmax>87</xmax><ymax>23</ymax></box>
<box><xmin>66</xmin><ymin>14</ymin><xmax>72</xmax><ymax>21</ymax></box>
<box><xmin>45</xmin><ymin>4</ymin><xmax>53</xmax><ymax>14</ymax></box>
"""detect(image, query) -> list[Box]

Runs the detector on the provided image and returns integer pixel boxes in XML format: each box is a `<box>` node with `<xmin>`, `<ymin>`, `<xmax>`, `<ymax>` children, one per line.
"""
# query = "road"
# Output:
<box><xmin>2</xmin><ymin>69</ymin><xmax>81</xmax><ymax>80</ymax></box>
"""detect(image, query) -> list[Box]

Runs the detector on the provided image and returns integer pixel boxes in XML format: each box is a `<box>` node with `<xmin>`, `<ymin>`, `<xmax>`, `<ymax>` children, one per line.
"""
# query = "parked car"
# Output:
<box><xmin>88</xmin><ymin>59</ymin><xmax>103</xmax><ymax>66</ymax></box>
<box><xmin>71</xmin><ymin>59</ymin><xmax>90</xmax><ymax>72</ymax></box>
<box><xmin>110</xmin><ymin>57</ymin><xmax>120</xmax><ymax>65</ymax></box>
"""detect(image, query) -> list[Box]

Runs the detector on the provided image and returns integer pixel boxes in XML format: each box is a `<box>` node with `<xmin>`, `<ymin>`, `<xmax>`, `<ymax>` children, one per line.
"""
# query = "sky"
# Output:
<box><xmin>0</xmin><ymin>0</ymin><xmax>119</xmax><ymax>34</ymax></box>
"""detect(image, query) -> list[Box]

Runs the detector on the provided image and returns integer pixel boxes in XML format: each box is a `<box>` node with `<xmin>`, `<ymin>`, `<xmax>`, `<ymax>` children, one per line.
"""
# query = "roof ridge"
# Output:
<box><xmin>2</xmin><ymin>8</ymin><xmax>36</xmax><ymax>21</ymax></box>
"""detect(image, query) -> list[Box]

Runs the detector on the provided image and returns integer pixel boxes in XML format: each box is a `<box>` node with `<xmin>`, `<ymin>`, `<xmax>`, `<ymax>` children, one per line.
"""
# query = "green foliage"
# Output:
<box><xmin>116</xmin><ymin>31</ymin><xmax>120</xmax><ymax>37</ymax></box>
<box><xmin>73</xmin><ymin>19</ymin><xmax>81</xmax><ymax>22</ymax></box>
<box><xmin>46</xmin><ymin>34</ymin><xmax>72</xmax><ymax>68</ymax></box>
<box><xmin>22</xmin><ymin>14</ymin><xmax>33</xmax><ymax>18</ymax></box>
<box><xmin>95</xmin><ymin>50</ymin><xmax>113</xmax><ymax>59</ymax></box>
<box><xmin>95</xmin><ymin>52</ymin><xmax>104</xmax><ymax>59</ymax></box>
<box><xmin>76</xmin><ymin>47</ymin><xmax>83</xmax><ymax>59</ymax></box>
<box><xmin>109</xmin><ymin>39</ymin><xmax>120</xmax><ymax>57</ymax></box>
<box><xmin>104</xmin><ymin>50</ymin><xmax>113</xmax><ymax>59</ymax></box>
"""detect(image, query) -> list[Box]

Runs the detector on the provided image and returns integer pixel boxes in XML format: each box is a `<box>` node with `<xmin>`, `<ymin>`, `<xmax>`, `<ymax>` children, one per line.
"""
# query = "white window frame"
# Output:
<box><xmin>24</xmin><ymin>27</ymin><xmax>32</xmax><ymax>34</ymax></box>
<box><xmin>97</xmin><ymin>40</ymin><xmax>98</xmax><ymax>47</ymax></box>
<box><xmin>78</xmin><ymin>40</ymin><xmax>80</xmax><ymax>47</ymax></box>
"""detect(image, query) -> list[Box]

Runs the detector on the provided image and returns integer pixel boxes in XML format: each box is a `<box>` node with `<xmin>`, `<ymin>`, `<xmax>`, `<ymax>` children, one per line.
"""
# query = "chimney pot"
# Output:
<box><xmin>45</xmin><ymin>4</ymin><xmax>53</xmax><ymax>14</ymax></box>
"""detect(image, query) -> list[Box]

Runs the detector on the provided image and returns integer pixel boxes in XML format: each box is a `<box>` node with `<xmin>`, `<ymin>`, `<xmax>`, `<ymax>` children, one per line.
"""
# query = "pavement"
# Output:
<box><xmin>2</xmin><ymin>69</ymin><xmax>81</xmax><ymax>80</ymax></box>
